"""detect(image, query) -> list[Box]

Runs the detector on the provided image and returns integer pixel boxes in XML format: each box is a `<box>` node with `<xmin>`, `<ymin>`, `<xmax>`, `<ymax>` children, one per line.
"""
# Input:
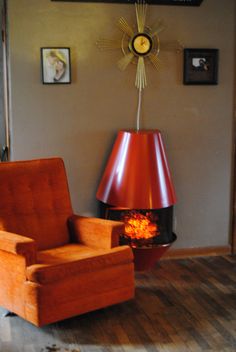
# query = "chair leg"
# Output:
<box><xmin>1</xmin><ymin>310</ymin><xmax>16</xmax><ymax>317</ymax></box>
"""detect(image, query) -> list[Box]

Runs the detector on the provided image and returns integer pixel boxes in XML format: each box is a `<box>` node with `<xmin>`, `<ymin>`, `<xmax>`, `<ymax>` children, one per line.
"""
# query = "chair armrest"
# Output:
<box><xmin>68</xmin><ymin>215</ymin><xmax>125</xmax><ymax>249</ymax></box>
<box><xmin>0</xmin><ymin>230</ymin><xmax>37</xmax><ymax>265</ymax></box>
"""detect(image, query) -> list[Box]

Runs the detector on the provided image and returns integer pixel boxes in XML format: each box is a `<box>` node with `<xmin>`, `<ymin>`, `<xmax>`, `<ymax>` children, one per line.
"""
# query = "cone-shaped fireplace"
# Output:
<box><xmin>97</xmin><ymin>129</ymin><xmax>176</xmax><ymax>208</ymax></box>
<box><xmin>96</xmin><ymin>129</ymin><xmax>177</xmax><ymax>271</ymax></box>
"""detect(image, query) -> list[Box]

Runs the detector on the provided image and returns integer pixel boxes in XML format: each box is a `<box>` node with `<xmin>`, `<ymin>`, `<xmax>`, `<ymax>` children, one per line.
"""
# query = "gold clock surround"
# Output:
<box><xmin>96</xmin><ymin>0</ymin><xmax>183</xmax><ymax>130</ymax></box>
<box><xmin>97</xmin><ymin>0</ymin><xmax>165</xmax><ymax>91</ymax></box>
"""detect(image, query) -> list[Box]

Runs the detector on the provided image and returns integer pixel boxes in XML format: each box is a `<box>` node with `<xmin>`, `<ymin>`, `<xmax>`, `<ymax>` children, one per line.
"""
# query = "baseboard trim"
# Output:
<box><xmin>161</xmin><ymin>245</ymin><xmax>231</xmax><ymax>260</ymax></box>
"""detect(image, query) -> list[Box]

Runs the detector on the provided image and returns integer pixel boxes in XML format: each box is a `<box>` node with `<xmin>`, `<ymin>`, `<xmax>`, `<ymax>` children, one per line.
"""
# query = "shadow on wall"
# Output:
<box><xmin>0</xmin><ymin>146</ymin><xmax>8</xmax><ymax>161</ymax></box>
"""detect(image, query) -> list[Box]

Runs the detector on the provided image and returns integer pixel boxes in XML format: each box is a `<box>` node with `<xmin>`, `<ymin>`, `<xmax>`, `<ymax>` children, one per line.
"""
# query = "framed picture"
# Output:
<box><xmin>183</xmin><ymin>48</ymin><xmax>219</xmax><ymax>85</ymax></box>
<box><xmin>51</xmin><ymin>0</ymin><xmax>203</xmax><ymax>5</ymax></box>
<box><xmin>41</xmin><ymin>47</ymin><xmax>71</xmax><ymax>84</ymax></box>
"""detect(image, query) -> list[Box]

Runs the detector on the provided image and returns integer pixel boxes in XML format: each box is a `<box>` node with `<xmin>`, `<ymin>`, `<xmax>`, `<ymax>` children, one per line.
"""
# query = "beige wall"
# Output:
<box><xmin>7</xmin><ymin>0</ymin><xmax>235</xmax><ymax>248</ymax></box>
<box><xmin>0</xmin><ymin>0</ymin><xmax>5</xmax><ymax>152</ymax></box>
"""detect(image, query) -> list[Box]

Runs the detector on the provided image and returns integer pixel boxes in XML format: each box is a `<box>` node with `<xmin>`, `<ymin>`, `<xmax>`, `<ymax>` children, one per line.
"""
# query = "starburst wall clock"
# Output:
<box><xmin>97</xmin><ymin>0</ymin><xmax>183</xmax><ymax>92</ymax></box>
<box><xmin>97</xmin><ymin>0</ymin><xmax>183</xmax><ymax>130</ymax></box>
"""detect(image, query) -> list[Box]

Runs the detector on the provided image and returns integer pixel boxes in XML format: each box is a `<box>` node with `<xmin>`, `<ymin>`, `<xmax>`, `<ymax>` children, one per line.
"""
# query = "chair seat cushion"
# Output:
<box><xmin>26</xmin><ymin>243</ymin><xmax>133</xmax><ymax>284</ymax></box>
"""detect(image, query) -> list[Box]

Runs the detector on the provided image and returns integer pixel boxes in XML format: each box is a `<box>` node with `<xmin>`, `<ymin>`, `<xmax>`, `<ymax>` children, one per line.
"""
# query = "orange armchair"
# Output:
<box><xmin>0</xmin><ymin>158</ymin><xmax>134</xmax><ymax>326</ymax></box>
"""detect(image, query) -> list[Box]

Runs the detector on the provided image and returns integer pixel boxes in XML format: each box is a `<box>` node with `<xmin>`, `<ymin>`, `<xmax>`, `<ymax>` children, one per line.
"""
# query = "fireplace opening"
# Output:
<box><xmin>101</xmin><ymin>204</ymin><xmax>175</xmax><ymax>247</ymax></box>
<box><xmin>99</xmin><ymin>203</ymin><xmax>176</xmax><ymax>271</ymax></box>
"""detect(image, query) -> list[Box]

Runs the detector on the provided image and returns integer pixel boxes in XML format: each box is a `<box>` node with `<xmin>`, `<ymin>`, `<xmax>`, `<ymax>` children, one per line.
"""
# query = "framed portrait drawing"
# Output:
<box><xmin>183</xmin><ymin>48</ymin><xmax>219</xmax><ymax>85</ymax></box>
<box><xmin>41</xmin><ymin>47</ymin><xmax>71</xmax><ymax>84</ymax></box>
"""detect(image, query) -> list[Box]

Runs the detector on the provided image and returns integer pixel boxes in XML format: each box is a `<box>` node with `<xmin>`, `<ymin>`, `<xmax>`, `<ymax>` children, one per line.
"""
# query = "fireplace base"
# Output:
<box><xmin>132</xmin><ymin>233</ymin><xmax>177</xmax><ymax>271</ymax></box>
<box><xmin>129</xmin><ymin>233</ymin><xmax>177</xmax><ymax>271</ymax></box>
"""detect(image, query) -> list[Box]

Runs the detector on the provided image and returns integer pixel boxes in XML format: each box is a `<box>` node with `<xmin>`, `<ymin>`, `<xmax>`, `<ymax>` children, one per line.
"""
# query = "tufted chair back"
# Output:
<box><xmin>0</xmin><ymin>158</ymin><xmax>73</xmax><ymax>250</ymax></box>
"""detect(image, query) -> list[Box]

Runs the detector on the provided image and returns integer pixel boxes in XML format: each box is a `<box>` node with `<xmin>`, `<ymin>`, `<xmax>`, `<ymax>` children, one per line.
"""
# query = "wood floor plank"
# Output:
<box><xmin>0</xmin><ymin>255</ymin><xmax>235</xmax><ymax>352</ymax></box>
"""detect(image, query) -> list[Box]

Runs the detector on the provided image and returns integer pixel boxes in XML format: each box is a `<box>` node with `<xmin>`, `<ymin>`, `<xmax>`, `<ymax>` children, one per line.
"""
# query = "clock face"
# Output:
<box><xmin>131</xmin><ymin>33</ymin><xmax>153</xmax><ymax>56</ymax></box>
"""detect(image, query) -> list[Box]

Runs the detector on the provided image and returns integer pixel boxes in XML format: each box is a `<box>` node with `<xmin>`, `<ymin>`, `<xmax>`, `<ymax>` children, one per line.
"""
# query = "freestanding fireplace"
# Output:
<box><xmin>96</xmin><ymin>129</ymin><xmax>177</xmax><ymax>271</ymax></box>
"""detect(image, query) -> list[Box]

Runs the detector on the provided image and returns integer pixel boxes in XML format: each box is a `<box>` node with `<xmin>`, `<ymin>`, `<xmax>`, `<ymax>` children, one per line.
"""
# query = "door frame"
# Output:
<box><xmin>1</xmin><ymin>0</ymin><xmax>10</xmax><ymax>161</ymax></box>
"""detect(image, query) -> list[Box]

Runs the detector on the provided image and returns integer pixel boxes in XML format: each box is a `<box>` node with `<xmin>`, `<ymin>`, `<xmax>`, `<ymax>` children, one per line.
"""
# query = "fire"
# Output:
<box><xmin>122</xmin><ymin>210</ymin><xmax>160</xmax><ymax>241</ymax></box>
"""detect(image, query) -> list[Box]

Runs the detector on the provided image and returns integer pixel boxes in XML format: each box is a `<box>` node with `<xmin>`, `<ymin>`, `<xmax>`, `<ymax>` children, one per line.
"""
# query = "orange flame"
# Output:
<box><xmin>122</xmin><ymin>211</ymin><xmax>159</xmax><ymax>240</ymax></box>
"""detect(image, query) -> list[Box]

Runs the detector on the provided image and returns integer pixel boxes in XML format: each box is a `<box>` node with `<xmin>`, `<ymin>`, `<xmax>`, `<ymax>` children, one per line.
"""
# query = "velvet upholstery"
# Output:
<box><xmin>0</xmin><ymin>158</ymin><xmax>134</xmax><ymax>326</ymax></box>
<box><xmin>0</xmin><ymin>158</ymin><xmax>73</xmax><ymax>250</ymax></box>
<box><xmin>27</xmin><ymin>244</ymin><xmax>133</xmax><ymax>284</ymax></box>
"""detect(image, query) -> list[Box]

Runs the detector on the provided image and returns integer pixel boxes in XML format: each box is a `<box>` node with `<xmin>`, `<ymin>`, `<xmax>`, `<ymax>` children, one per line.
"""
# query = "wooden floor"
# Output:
<box><xmin>0</xmin><ymin>255</ymin><xmax>235</xmax><ymax>352</ymax></box>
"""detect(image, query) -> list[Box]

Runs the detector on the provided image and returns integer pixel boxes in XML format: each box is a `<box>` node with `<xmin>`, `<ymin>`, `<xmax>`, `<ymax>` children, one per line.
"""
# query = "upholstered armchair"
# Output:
<box><xmin>0</xmin><ymin>158</ymin><xmax>134</xmax><ymax>326</ymax></box>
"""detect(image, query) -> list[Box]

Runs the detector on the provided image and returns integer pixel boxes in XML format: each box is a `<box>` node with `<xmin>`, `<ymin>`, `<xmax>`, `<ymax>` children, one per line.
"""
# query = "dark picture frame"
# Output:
<box><xmin>41</xmin><ymin>47</ymin><xmax>71</xmax><ymax>84</ymax></box>
<box><xmin>183</xmin><ymin>48</ymin><xmax>219</xmax><ymax>85</ymax></box>
<box><xmin>51</xmin><ymin>0</ymin><xmax>203</xmax><ymax>5</ymax></box>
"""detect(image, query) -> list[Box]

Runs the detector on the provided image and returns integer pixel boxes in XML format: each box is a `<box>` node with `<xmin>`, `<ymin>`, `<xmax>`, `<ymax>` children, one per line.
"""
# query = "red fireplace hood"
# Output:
<box><xmin>96</xmin><ymin>129</ymin><xmax>176</xmax><ymax>209</ymax></box>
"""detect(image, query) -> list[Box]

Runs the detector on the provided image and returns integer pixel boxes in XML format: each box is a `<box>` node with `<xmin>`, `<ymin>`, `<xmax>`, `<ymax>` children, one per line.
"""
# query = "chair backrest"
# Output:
<box><xmin>0</xmin><ymin>158</ymin><xmax>73</xmax><ymax>250</ymax></box>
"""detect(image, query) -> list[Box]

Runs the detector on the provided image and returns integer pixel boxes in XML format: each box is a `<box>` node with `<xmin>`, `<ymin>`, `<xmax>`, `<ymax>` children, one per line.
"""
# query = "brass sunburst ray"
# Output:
<box><xmin>148</xmin><ymin>53</ymin><xmax>162</xmax><ymax>71</ymax></box>
<box><xmin>135</xmin><ymin>0</ymin><xmax>147</xmax><ymax>33</ymax></box>
<box><xmin>117</xmin><ymin>52</ymin><xmax>134</xmax><ymax>71</ymax></box>
<box><xmin>161</xmin><ymin>40</ymin><xmax>184</xmax><ymax>53</ymax></box>
<box><xmin>96</xmin><ymin>39</ymin><xmax>122</xmax><ymax>51</ymax></box>
<box><xmin>150</xmin><ymin>19</ymin><xmax>166</xmax><ymax>37</ymax></box>
<box><xmin>117</xmin><ymin>17</ymin><xmax>134</xmax><ymax>37</ymax></box>
<box><xmin>135</xmin><ymin>57</ymin><xmax>147</xmax><ymax>91</ymax></box>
